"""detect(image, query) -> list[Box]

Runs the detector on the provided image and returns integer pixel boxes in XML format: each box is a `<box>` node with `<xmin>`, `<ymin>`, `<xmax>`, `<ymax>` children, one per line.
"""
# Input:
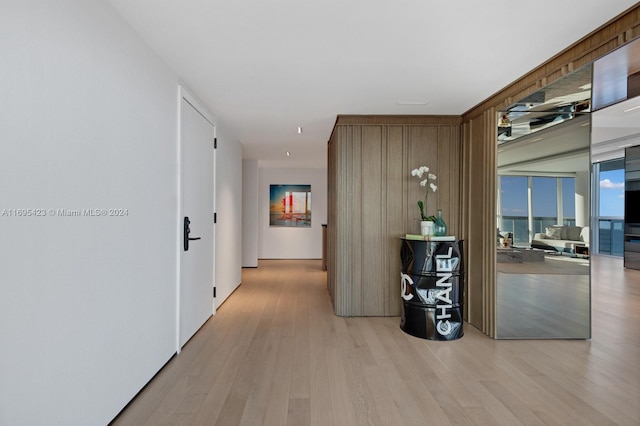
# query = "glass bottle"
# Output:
<box><xmin>433</xmin><ymin>209</ymin><xmax>447</xmax><ymax>236</ymax></box>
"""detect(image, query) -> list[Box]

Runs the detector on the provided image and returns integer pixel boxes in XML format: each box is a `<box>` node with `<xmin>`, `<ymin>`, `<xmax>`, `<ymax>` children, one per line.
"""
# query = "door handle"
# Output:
<box><xmin>183</xmin><ymin>216</ymin><xmax>202</xmax><ymax>251</ymax></box>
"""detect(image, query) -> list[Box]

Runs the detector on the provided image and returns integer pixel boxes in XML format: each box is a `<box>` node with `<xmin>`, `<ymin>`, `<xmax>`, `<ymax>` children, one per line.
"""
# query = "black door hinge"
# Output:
<box><xmin>213</xmin><ymin>286</ymin><xmax>216</xmax><ymax>298</ymax></box>
<box><xmin>214</xmin><ymin>138</ymin><xmax>217</xmax><ymax>149</ymax></box>
<box><xmin>214</xmin><ymin>212</ymin><xmax>217</xmax><ymax>223</ymax></box>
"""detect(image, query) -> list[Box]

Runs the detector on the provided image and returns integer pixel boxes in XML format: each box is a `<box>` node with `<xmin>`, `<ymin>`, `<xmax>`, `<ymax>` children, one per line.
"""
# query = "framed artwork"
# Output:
<box><xmin>269</xmin><ymin>184</ymin><xmax>311</xmax><ymax>227</ymax></box>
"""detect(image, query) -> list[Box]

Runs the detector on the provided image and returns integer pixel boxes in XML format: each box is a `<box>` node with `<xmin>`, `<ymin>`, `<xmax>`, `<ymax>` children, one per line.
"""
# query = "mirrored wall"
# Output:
<box><xmin>496</xmin><ymin>65</ymin><xmax>592</xmax><ymax>339</ymax></box>
<box><xmin>591</xmin><ymin>37</ymin><xmax>640</xmax><ymax>260</ymax></box>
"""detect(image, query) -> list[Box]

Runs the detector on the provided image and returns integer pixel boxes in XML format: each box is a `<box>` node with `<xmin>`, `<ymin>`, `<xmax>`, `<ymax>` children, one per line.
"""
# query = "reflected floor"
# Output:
<box><xmin>497</xmin><ymin>271</ymin><xmax>590</xmax><ymax>338</ymax></box>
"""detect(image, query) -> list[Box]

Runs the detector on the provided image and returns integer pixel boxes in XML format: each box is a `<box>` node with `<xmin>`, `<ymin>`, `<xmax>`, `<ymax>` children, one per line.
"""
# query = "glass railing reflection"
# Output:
<box><xmin>499</xmin><ymin>215</ymin><xmax>623</xmax><ymax>257</ymax></box>
<box><xmin>598</xmin><ymin>218</ymin><xmax>624</xmax><ymax>256</ymax></box>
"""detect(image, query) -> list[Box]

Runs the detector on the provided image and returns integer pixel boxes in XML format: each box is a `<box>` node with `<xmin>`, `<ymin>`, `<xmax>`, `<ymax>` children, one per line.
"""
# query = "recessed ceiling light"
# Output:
<box><xmin>286</xmin><ymin>151</ymin><xmax>290</xmax><ymax>157</ymax></box>
<box><xmin>297</xmin><ymin>127</ymin><xmax>302</xmax><ymax>134</ymax></box>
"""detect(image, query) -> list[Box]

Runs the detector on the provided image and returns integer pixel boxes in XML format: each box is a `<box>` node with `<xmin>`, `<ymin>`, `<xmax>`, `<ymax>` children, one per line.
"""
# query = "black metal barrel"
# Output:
<box><xmin>400</xmin><ymin>239</ymin><xmax>464</xmax><ymax>340</ymax></box>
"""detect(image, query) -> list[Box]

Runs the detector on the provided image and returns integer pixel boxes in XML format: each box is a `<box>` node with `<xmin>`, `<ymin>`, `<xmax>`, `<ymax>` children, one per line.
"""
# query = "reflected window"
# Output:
<box><xmin>599</xmin><ymin>167</ymin><xmax>624</xmax><ymax>216</ymax></box>
<box><xmin>594</xmin><ymin>159</ymin><xmax>625</xmax><ymax>255</ymax></box>
<box><xmin>532</xmin><ymin>177</ymin><xmax>558</xmax><ymax>233</ymax></box>
<box><xmin>499</xmin><ymin>176</ymin><xmax>528</xmax><ymax>244</ymax></box>
<box><xmin>499</xmin><ymin>175</ymin><xmax>577</xmax><ymax>244</ymax></box>
<box><xmin>561</xmin><ymin>177</ymin><xmax>576</xmax><ymax>225</ymax></box>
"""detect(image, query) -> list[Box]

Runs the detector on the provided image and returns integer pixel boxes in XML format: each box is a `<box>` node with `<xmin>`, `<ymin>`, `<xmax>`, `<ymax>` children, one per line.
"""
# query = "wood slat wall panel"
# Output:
<box><xmin>328</xmin><ymin>119</ymin><xmax>461</xmax><ymax>317</ymax></box>
<box><xmin>330</xmin><ymin>126</ymin><xmax>355</xmax><ymax>316</ymax></box>
<box><xmin>437</xmin><ymin>125</ymin><xmax>462</xmax><ymax>238</ymax></box>
<box><xmin>329</xmin><ymin>127</ymin><xmax>341</xmax><ymax>313</ymax></box>
<box><xmin>350</xmin><ymin>126</ymin><xmax>363</xmax><ymax>315</ymax></box>
<box><xmin>407</xmin><ymin>125</ymin><xmax>440</xmax><ymax>227</ymax></box>
<box><xmin>327</xmin><ymin>132</ymin><xmax>334</xmax><ymax>298</ymax></box>
<box><xmin>361</xmin><ymin>126</ymin><xmax>384</xmax><ymax>315</ymax></box>
<box><xmin>460</xmin><ymin>121</ymin><xmax>470</xmax><ymax>323</ymax></box>
<box><xmin>461</xmin><ymin>114</ymin><xmax>490</xmax><ymax>333</ymax></box>
<box><xmin>386</xmin><ymin>126</ymin><xmax>404</xmax><ymax>316</ymax></box>
<box><xmin>483</xmin><ymin>110</ymin><xmax>497</xmax><ymax>337</ymax></box>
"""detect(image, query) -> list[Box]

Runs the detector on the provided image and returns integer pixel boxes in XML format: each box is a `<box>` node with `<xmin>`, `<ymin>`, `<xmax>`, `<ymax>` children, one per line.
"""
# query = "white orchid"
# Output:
<box><xmin>411</xmin><ymin>165</ymin><xmax>437</xmax><ymax>221</ymax></box>
<box><xmin>411</xmin><ymin>166</ymin><xmax>430</xmax><ymax>178</ymax></box>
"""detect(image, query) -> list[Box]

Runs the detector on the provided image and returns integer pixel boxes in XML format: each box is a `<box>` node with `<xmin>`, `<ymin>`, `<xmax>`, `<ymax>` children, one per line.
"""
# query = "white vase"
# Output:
<box><xmin>420</xmin><ymin>220</ymin><xmax>434</xmax><ymax>237</ymax></box>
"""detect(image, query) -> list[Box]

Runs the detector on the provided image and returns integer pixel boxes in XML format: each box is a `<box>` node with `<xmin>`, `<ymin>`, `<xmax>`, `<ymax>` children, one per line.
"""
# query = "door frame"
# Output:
<box><xmin>176</xmin><ymin>84</ymin><xmax>217</xmax><ymax>354</ymax></box>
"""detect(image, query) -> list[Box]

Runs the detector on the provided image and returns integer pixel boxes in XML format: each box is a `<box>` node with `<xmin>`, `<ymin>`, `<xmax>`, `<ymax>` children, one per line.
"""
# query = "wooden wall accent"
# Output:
<box><xmin>460</xmin><ymin>4</ymin><xmax>640</xmax><ymax>337</ymax></box>
<box><xmin>327</xmin><ymin>116</ymin><xmax>461</xmax><ymax>316</ymax></box>
<box><xmin>460</xmin><ymin>110</ymin><xmax>497</xmax><ymax>336</ymax></box>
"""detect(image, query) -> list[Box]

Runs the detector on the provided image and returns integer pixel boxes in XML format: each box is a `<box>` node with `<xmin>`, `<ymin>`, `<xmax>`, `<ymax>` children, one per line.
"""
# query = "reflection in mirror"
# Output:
<box><xmin>499</xmin><ymin>65</ymin><xmax>592</xmax><ymax>144</ymax></box>
<box><xmin>592</xmin><ymin>36</ymin><xmax>640</xmax><ymax>111</ymax></box>
<box><xmin>591</xmin><ymin>36</ymin><xmax>640</xmax><ymax>269</ymax></box>
<box><xmin>496</xmin><ymin>66</ymin><xmax>591</xmax><ymax>339</ymax></box>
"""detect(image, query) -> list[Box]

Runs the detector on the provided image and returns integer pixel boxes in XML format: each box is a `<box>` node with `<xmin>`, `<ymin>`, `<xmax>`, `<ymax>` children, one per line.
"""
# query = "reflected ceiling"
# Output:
<box><xmin>498</xmin><ymin>65</ymin><xmax>592</xmax><ymax>144</ymax></box>
<box><xmin>497</xmin><ymin>66</ymin><xmax>592</xmax><ymax>175</ymax></box>
<box><xmin>592</xmin><ymin>38</ymin><xmax>640</xmax><ymax>163</ymax></box>
<box><xmin>592</xmin><ymin>96</ymin><xmax>640</xmax><ymax>163</ymax></box>
<box><xmin>497</xmin><ymin>36</ymin><xmax>640</xmax><ymax>172</ymax></box>
<box><xmin>498</xmin><ymin>114</ymin><xmax>591</xmax><ymax>175</ymax></box>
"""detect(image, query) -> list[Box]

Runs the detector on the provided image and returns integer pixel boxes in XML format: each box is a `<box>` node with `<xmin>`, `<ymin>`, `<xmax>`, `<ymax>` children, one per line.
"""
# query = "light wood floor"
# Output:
<box><xmin>111</xmin><ymin>256</ymin><xmax>640</xmax><ymax>425</ymax></box>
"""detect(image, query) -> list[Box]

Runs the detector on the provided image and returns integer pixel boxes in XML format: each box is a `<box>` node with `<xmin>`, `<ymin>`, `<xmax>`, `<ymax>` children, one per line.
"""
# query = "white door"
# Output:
<box><xmin>179</xmin><ymin>96</ymin><xmax>215</xmax><ymax>349</ymax></box>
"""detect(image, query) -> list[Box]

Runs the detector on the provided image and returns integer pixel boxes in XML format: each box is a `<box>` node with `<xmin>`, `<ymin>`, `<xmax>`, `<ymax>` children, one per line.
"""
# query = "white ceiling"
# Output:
<box><xmin>107</xmin><ymin>0</ymin><xmax>639</xmax><ymax>168</ymax></box>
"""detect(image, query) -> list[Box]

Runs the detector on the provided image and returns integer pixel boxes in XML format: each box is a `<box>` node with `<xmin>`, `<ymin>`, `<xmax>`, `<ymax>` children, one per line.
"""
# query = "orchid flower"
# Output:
<box><xmin>412</xmin><ymin>165</ymin><xmax>437</xmax><ymax>221</ymax></box>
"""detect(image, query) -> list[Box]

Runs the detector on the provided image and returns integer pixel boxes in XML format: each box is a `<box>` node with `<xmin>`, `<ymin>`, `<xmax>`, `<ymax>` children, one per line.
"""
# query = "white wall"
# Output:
<box><xmin>242</xmin><ymin>160</ymin><xmax>259</xmax><ymax>267</ymax></box>
<box><xmin>0</xmin><ymin>1</ymin><xmax>243</xmax><ymax>424</ymax></box>
<box><xmin>215</xmin><ymin>127</ymin><xmax>243</xmax><ymax>306</ymax></box>
<box><xmin>259</xmin><ymin>168</ymin><xmax>327</xmax><ymax>259</ymax></box>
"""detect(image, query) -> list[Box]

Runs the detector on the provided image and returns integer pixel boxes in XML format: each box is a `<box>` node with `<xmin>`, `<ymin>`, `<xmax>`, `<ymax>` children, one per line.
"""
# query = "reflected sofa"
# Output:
<box><xmin>530</xmin><ymin>225</ymin><xmax>589</xmax><ymax>254</ymax></box>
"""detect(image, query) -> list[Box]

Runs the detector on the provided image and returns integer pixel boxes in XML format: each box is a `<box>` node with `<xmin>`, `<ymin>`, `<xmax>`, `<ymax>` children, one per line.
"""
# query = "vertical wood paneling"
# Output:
<box><xmin>460</xmin><ymin>111</ymin><xmax>496</xmax><ymax>336</ymax></box>
<box><xmin>327</xmin><ymin>132</ymin><xmax>335</xmax><ymax>298</ymax></box>
<box><xmin>350</xmin><ymin>126</ymin><xmax>363</xmax><ymax>315</ymax></box>
<box><xmin>407</xmin><ymin>126</ymin><xmax>439</xmax><ymax>227</ymax></box>
<box><xmin>482</xmin><ymin>110</ymin><xmax>497</xmax><ymax>337</ymax></box>
<box><xmin>437</xmin><ymin>125</ymin><xmax>461</xmax><ymax>237</ymax></box>
<box><xmin>460</xmin><ymin>121</ymin><xmax>470</xmax><ymax>322</ymax></box>
<box><xmin>386</xmin><ymin>126</ymin><xmax>404</xmax><ymax>316</ymax></box>
<box><xmin>332</xmin><ymin>127</ymin><xmax>346</xmax><ymax>315</ymax></box>
<box><xmin>336</xmin><ymin>126</ymin><xmax>347</xmax><ymax>315</ymax></box>
<box><xmin>466</xmin><ymin>114</ymin><xmax>488</xmax><ymax>332</ymax></box>
<box><xmin>328</xmin><ymin>117</ymin><xmax>461</xmax><ymax>317</ymax></box>
<box><xmin>361</xmin><ymin>125</ymin><xmax>384</xmax><ymax>315</ymax></box>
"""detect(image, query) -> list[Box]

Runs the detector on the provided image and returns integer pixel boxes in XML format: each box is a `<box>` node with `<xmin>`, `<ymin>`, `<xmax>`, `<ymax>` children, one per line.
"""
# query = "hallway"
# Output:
<box><xmin>112</xmin><ymin>257</ymin><xmax>640</xmax><ymax>425</ymax></box>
